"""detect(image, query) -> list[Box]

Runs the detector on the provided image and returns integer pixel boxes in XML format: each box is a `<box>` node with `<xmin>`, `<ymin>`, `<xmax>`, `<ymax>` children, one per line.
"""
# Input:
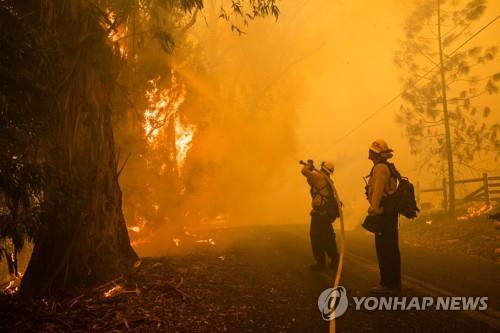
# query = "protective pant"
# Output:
<box><xmin>310</xmin><ymin>212</ymin><xmax>339</xmax><ymax>266</ymax></box>
<box><xmin>375</xmin><ymin>209</ymin><xmax>401</xmax><ymax>288</ymax></box>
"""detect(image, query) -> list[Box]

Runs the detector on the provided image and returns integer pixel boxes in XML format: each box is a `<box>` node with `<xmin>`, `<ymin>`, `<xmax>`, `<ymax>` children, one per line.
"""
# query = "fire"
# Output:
<box><xmin>144</xmin><ymin>72</ymin><xmax>187</xmax><ymax>143</ymax></box>
<box><xmin>175</xmin><ymin>116</ymin><xmax>196</xmax><ymax>169</ymax></box>
<box><xmin>457</xmin><ymin>204</ymin><xmax>493</xmax><ymax>221</ymax></box>
<box><xmin>103</xmin><ymin>284</ymin><xmax>140</xmax><ymax>297</ymax></box>
<box><xmin>196</xmin><ymin>238</ymin><xmax>216</xmax><ymax>245</ymax></box>
<box><xmin>127</xmin><ymin>226</ymin><xmax>141</xmax><ymax>233</ymax></box>
<box><xmin>172</xmin><ymin>238</ymin><xmax>181</xmax><ymax>246</ymax></box>
<box><xmin>3</xmin><ymin>278</ymin><xmax>20</xmax><ymax>295</ymax></box>
<box><xmin>106</xmin><ymin>9</ymin><xmax>128</xmax><ymax>58</ymax></box>
<box><xmin>143</xmin><ymin>71</ymin><xmax>195</xmax><ymax>172</ymax></box>
<box><xmin>129</xmin><ymin>216</ymin><xmax>153</xmax><ymax>248</ymax></box>
<box><xmin>104</xmin><ymin>285</ymin><xmax>123</xmax><ymax>297</ymax></box>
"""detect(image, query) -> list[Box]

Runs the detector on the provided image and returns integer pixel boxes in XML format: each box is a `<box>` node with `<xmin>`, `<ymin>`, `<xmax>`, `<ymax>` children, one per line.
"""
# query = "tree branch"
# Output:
<box><xmin>176</xmin><ymin>9</ymin><xmax>199</xmax><ymax>36</ymax></box>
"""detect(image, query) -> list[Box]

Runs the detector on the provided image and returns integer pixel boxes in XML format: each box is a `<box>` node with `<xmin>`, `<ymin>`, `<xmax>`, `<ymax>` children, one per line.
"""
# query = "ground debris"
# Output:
<box><xmin>0</xmin><ymin>257</ymin><xmax>203</xmax><ymax>332</ymax></box>
<box><xmin>400</xmin><ymin>212</ymin><xmax>500</xmax><ymax>263</ymax></box>
<box><xmin>0</xmin><ymin>248</ymin><xmax>302</xmax><ymax>333</ymax></box>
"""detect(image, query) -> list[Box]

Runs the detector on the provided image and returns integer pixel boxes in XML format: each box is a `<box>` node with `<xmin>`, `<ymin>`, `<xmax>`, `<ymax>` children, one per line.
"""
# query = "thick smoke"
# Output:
<box><xmin>117</xmin><ymin>1</ymin><xmax>500</xmax><ymax>255</ymax></box>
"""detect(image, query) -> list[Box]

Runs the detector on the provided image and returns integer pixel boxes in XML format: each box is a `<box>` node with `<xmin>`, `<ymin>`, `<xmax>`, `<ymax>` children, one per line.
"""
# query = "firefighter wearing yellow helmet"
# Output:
<box><xmin>366</xmin><ymin>139</ymin><xmax>401</xmax><ymax>295</ymax></box>
<box><xmin>301</xmin><ymin>159</ymin><xmax>340</xmax><ymax>271</ymax></box>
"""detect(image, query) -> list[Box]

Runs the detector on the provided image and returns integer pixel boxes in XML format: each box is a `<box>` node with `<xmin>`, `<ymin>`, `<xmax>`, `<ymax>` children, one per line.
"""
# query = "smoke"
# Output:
<box><xmin>173</xmin><ymin>8</ymin><xmax>308</xmax><ymax>227</ymax></box>
<box><xmin>117</xmin><ymin>1</ymin><xmax>500</xmax><ymax>255</ymax></box>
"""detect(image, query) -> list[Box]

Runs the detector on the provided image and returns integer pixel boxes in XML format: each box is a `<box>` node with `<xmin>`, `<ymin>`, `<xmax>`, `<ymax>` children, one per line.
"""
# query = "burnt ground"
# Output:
<box><xmin>0</xmin><ymin>224</ymin><xmax>499</xmax><ymax>332</ymax></box>
<box><xmin>400</xmin><ymin>211</ymin><xmax>500</xmax><ymax>263</ymax></box>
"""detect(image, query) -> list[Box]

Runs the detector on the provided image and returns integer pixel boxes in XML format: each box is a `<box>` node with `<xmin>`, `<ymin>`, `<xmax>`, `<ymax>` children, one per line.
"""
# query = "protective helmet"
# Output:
<box><xmin>321</xmin><ymin>161</ymin><xmax>335</xmax><ymax>174</ymax></box>
<box><xmin>369</xmin><ymin>139</ymin><xmax>393</xmax><ymax>154</ymax></box>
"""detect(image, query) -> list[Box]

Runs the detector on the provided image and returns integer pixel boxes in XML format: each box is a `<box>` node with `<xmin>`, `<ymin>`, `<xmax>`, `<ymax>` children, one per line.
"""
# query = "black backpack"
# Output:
<box><xmin>373</xmin><ymin>162</ymin><xmax>420</xmax><ymax>219</ymax></box>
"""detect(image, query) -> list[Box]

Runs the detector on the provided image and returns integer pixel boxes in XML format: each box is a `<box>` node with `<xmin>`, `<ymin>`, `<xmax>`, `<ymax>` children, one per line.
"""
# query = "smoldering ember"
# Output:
<box><xmin>0</xmin><ymin>1</ymin><xmax>499</xmax><ymax>333</ymax></box>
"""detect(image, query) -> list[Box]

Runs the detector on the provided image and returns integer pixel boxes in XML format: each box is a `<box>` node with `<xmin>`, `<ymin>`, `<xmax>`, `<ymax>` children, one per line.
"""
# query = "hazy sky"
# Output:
<box><xmin>285</xmin><ymin>1</ymin><xmax>500</xmax><ymax>169</ymax></box>
<box><xmin>252</xmin><ymin>0</ymin><xmax>500</xmax><ymax>215</ymax></box>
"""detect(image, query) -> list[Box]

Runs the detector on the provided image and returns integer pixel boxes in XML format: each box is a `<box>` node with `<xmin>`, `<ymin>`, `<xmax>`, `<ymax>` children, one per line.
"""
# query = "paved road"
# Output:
<box><xmin>203</xmin><ymin>224</ymin><xmax>500</xmax><ymax>333</ymax></box>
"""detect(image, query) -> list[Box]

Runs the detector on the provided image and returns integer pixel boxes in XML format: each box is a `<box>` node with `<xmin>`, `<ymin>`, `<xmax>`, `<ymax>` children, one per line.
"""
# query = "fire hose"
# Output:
<box><xmin>299</xmin><ymin>160</ymin><xmax>345</xmax><ymax>333</ymax></box>
<box><xmin>330</xmin><ymin>181</ymin><xmax>344</xmax><ymax>333</ymax></box>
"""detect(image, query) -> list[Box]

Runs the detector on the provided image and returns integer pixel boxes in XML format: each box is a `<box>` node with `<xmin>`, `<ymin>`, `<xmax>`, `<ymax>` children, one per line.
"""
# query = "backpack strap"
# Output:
<box><xmin>386</xmin><ymin>162</ymin><xmax>402</xmax><ymax>181</ymax></box>
<box><xmin>369</xmin><ymin>161</ymin><xmax>401</xmax><ymax>180</ymax></box>
<box><xmin>318</xmin><ymin>172</ymin><xmax>336</xmax><ymax>200</ymax></box>
<box><xmin>311</xmin><ymin>172</ymin><xmax>335</xmax><ymax>206</ymax></box>
<box><xmin>368</xmin><ymin>162</ymin><xmax>401</xmax><ymax>196</ymax></box>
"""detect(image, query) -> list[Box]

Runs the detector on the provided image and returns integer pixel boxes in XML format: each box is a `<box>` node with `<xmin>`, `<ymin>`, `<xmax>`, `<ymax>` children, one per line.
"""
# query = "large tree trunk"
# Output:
<box><xmin>19</xmin><ymin>1</ymin><xmax>137</xmax><ymax>298</ymax></box>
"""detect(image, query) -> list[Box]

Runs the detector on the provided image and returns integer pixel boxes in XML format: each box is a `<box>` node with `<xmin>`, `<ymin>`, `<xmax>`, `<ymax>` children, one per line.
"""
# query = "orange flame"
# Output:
<box><xmin>457</xmin><ymin>203</ymin><xmax>493</xmax><ymax>221</ymax></box>
<box><xmin>196</xmin><ymin>238</ymin><xmax>216</xmax><ymax>245</ymax></box>
<box><xmin>143</xmin><ymin>71</ymin><xmax>195</xmax><ymax>171</ymax></box>
<box><xmin>106</xmin><ymin>9</ymin><xmax>128</xmax><ymax>58</ymax></box>
<box><xmin>175</xmin><ymin>116</ymin><xmax>196</xmax><ymax>170</ymax></box>
<box><xmin>104</xmin><ymin>285</ymin><xmax>123</xmax><ymax>297</ymax></box>
<box><xmin>127</xmin><ymin>226</ymin><xmax>141</xmax><ymax>233</ymax></box>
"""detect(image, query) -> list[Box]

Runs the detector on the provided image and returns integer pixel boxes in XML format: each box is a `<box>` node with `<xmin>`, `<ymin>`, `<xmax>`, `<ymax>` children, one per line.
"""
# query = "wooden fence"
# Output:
<box><xmin>417</xmin><ymin>173</ymin><xmax>500</xmax><ymax>210</ymax></box>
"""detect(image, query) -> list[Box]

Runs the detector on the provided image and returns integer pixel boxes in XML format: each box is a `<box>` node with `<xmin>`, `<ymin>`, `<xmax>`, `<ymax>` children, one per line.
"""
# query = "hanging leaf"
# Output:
<box><xmin>153</xmin><ymin>31</ymin><xmax>175</xmax><ymax>53</ymax></box>
<box><xmin>485</xmin><ymin>80</ymin><xmax>499</xmax><ymax>94</ymax></box>
<box><xmin>483</xmin><ymin>106</ymin><xmax>491</xmax><ymax>118</ymax></box>
<box><xmin>467</xmin><ymin>46</ymin><xmax>482</xmax><ymax>57</ymax></box>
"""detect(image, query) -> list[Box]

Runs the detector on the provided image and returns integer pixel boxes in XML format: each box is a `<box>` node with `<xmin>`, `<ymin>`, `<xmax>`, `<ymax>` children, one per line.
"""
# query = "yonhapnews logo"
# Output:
<box><xmin>317</xmin><ymin>286</ymin><xmax>349</xmax><ymax>320</ymax></box>
<box><xmin>318</xmin><ymin>286</ymin><xmax>489</xmax><ymax>321</ymax></box>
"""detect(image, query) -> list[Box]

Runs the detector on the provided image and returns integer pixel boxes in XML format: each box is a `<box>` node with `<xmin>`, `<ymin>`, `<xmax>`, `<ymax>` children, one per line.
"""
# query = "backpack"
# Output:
<box><xmin>372</xmin><ymin>162</ymin><xmax>420</xmax><ymax>219</ymax></box>
<box><xmin>312</xmin><ymin>174</ymin><xmax>340</xmax><ymax>222</ymax></box>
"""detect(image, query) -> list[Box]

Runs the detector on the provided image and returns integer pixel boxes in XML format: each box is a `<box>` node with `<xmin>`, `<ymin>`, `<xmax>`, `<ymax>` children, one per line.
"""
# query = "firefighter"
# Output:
<box><xmin>366</xmin><ymin>139</ymin><xmax>401</xmax><ymax>294</ymax></box>
<box><xmin>301</xmin><ymin>160</ymin><xmax>339</xmax><ymax>271</ymax></box>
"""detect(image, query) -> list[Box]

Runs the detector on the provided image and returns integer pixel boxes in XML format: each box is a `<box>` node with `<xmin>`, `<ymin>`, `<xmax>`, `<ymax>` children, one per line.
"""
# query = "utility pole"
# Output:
<box><xmin>437</xmin><ymin>0</ymin><xmax>455</xmax><ymax>214</ymax></box>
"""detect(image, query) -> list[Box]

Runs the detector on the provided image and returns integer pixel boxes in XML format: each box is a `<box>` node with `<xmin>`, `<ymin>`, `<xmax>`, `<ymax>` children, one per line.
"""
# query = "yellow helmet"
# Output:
<box><xmin>321</xmin><ymin>161</ymin><xmax>335</xmax><ymax>174</ymax></box>
<box><xmin>369</xmin><ymin>139</ymin><xmax>393</xmax><ymax>154</ymax></box>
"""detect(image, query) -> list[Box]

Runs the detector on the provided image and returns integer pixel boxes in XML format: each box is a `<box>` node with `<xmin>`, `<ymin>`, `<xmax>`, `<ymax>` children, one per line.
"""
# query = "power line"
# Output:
<box><xmin>449</xmin><ymin>15</ymin><xmax>499</xmax><ymax>56</ymax></box>
<box><xmin>331</xmin><ymin>14</ymin><xmax>500</xmax><ymax>147</ymax></box>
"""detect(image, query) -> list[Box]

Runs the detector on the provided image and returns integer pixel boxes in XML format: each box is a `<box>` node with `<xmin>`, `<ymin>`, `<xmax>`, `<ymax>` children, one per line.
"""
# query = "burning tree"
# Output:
<box><xmin>139</xmin><ymin>72</ymin><xmax>196</xmax><ymax>231</ymax></box>
<box><xmin>114</xmin><ymin>0</ymin><xmax>281</xmax><ymax>237</ymax></box>
<box><xmin>395</xmin><ymin>0</ymin><xmax>499</xmax><ymax>213</ymax></box>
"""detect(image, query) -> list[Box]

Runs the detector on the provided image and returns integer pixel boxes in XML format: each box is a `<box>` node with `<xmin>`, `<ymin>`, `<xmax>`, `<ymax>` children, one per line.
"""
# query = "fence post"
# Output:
<box><xmin>442</xmin><ymin>178</ymin><xmax>448</xmax><ymax>211</ymax></box>
<box><xmin>483</xmin><ymin>173</ymin><xmax>490</xmax><ymax>206</ymax></box>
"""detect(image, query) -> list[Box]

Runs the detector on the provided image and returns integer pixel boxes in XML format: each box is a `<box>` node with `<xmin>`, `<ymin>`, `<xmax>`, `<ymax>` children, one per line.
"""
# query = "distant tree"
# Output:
<box><xmin>395</xmin><ymin>0</ymin><xmax>500</xmax><ymax>213</ymax></box>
